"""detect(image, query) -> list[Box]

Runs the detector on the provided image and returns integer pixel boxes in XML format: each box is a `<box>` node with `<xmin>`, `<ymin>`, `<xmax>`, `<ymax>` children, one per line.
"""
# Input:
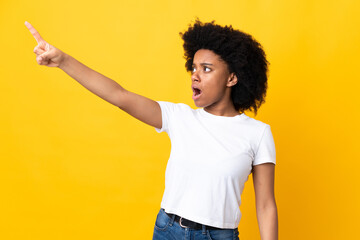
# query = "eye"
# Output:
<box><xmin>191</xmin><ymin>66</ymin><xmax>211</xmax><ymax>73</ymax></box>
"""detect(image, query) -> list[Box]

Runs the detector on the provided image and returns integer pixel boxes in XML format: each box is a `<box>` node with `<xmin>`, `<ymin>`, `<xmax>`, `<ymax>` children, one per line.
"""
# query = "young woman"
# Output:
<box><xmin>25</xmin><ymin>19</ymin><xmax>278</xmax><ymax>240</ymax></box>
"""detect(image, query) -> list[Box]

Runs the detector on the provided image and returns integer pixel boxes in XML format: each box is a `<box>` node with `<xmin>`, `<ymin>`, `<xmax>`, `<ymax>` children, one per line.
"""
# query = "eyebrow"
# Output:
<box><xmin>192</xmin><ymin>63</ymin><xmax>214</xmax><ymax>66</ymax></box>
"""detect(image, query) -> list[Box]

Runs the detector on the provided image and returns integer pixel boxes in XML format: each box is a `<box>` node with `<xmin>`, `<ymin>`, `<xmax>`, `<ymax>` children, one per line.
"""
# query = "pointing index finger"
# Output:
<box><xmin>24</xmin><ymin>21</ymin><xmax>45</xmax><ymax>44</ymax></box>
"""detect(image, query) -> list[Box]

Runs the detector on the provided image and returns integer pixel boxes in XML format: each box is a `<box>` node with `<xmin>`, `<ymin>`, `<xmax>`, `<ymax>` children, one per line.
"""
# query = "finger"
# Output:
<box><xmin>38</xmin><ymin>41</ymin><xmax>48</xmax><ymax>50</ymax></box>
<box><xmin>38</xmin><ymin>49</ymin><xmax>57</xmax><ymax>63</ymax></box>
<box><xmin>33</xmin><ymin>45</ymin><xmax>46</xmax><ymax>55</ymax></box>
<box><xmin>37</xmin><ymin>54</ymin><xmax>48</xmax><ymax>65</ymax></box>
<box><xmin>24</xmin><ymin>21</ymin><xmax>45</xmax><ymax>44</ymax></box>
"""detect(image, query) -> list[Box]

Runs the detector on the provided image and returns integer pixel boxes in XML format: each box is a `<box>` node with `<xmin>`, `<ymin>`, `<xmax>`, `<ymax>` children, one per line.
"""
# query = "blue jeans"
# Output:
<box><xmin>152</xmin><ymin>208</ymin><xmax>240</xmax><ymax>240</ymax></box>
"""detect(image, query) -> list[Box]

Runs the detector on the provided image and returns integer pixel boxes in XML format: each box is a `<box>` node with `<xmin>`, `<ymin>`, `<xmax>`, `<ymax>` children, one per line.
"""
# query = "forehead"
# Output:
<box><xmin>193</xmin><ymin>49</ymin><xmax>224</xmax><ymax>64</ymax></box>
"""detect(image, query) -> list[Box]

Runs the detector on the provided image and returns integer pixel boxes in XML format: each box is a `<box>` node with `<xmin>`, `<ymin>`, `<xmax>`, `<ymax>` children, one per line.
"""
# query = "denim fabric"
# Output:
<box><xmin>152</xmin><ymin>208</ymin><xmax>240</xmax><ymax>240</ymax></box>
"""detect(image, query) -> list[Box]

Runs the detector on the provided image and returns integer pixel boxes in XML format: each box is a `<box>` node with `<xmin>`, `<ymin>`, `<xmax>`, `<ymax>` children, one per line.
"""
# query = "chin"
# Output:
<box><xmin>193</xmin><ymin>100</ymin><xmax>203</xmax><ymax>107</ymax></box>
<box><xmin>194</xmin><ymin>101</ymin><xmax>210</xmax><ymax>108</ymax></box>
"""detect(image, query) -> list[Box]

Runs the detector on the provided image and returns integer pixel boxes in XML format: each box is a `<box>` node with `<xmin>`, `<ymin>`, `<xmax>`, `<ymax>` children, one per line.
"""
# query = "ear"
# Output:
<box><xmin>226</xmin><ymin>73</ymin><xmax>238</xmax><ymax>87</ymax></box>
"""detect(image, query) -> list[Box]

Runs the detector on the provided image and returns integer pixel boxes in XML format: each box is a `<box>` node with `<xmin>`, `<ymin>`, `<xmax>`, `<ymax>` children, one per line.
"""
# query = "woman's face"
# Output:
<box><xmin>191</xmin><ymin>49</ymin><xmax>237</xmax><ymax>109</ymax></box>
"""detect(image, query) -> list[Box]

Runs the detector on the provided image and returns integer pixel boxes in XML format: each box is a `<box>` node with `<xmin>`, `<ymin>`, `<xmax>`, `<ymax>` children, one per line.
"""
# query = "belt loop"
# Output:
<box><xmin>169</xmin><ymin>212</ymin><xmax>175</xmax><ymax>226</ymax></box>
<box><xmin>202</xmin><ymin>224</ymin><xmax>206</xmax><ymax>234</ymax></box>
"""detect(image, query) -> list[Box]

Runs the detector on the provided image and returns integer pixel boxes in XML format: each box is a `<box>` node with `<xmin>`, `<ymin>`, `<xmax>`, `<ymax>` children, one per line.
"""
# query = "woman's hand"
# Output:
<box><xmin>24</xmin><ymin>21</ymin><xmax>162</xmax><ymax>129</ymax></box>
<box><xmin>25</xmin><ymin>21</ymin><xmax>66</xmax><ymax>68</ymax></box>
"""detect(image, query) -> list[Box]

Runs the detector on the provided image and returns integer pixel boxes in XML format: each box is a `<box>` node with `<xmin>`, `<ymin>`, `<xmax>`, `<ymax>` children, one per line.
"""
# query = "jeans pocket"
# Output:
<box><xmin>154</xmin><ymin>208</ymin><xmax>171</xmax><ymax>231</ymax></box>
<box><xmin>206</xmin><ymin>229</ymin><xmax>235</xmax><ymax>240</ymax></box>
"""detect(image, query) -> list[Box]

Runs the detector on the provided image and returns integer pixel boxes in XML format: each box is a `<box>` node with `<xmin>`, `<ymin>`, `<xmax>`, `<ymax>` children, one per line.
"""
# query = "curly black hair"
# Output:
<box><xmin>179</xmin><ymin>18</ymin><xmax>269</xmax><ymax>116</ymax></box>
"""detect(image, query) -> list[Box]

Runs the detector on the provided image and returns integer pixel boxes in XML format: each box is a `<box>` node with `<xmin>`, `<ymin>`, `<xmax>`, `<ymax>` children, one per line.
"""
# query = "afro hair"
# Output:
<box><xmin>179</xmin><ymin>18</ymin><xmax>269</xmax><ymax>116</ymax></box>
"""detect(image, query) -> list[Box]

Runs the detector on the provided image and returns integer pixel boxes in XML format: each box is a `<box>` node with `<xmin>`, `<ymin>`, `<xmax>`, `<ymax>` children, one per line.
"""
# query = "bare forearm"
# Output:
<box><xmin>256</xmin><ymin>204</ymin><xmax>278</xmax><ymax>240</ymax></box>
<box><xmin>59</xmin><ymin>53</ymin><xmax>124</xmax><ymax>106</ymax></box>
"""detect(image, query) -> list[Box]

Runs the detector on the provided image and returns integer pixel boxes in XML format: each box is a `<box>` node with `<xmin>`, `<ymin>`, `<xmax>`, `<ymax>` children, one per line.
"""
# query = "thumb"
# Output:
<box><xmin>37</xmin><ymin>49</ymin><xmax>57</xmax><ymax>63</ymax></box>
<box><xmin>45</xmin><ymin>42</ymin><xmax>50</xmax><ymax>52</ymax></box>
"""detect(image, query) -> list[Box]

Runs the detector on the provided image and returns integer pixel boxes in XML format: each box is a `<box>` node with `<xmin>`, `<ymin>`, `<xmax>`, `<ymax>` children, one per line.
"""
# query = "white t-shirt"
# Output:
<box><xmin>154</xmin><ymin>101</ymin><xmax>276</xmax><ymax>229</ymax></box>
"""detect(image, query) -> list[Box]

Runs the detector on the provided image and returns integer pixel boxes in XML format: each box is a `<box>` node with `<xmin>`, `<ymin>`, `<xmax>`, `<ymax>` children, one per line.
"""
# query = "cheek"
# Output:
<box><xmin>206</xmin><ymin>76</ymin><xmax>227</xmax><ymax>95</ymax></box>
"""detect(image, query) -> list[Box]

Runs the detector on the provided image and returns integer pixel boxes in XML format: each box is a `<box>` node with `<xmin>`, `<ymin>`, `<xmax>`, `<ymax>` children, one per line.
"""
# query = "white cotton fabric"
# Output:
<box><xmin>154</xmin><ymin>101</ymin><xmax>276</xmax><ymax>229</ymax></box>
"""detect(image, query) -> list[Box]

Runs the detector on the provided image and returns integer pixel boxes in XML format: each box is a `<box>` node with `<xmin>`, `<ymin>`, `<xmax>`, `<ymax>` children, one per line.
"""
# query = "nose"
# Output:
<box><xmin>191</xmin><ymin>70</ymin><xmax>200</xmax><ymax>82</ymax></box>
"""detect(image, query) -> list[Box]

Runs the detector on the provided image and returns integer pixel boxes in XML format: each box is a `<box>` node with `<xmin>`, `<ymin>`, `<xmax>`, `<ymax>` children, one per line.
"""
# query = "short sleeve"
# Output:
<box><xmin>154</xmin><ymin>101</ymin><xmax>176</xmax><ymax>133</ymax></box>
<box><xmin>253</xmin><ymin>125</ymin><xmax>276</xmax><ymax>166</ymax></box>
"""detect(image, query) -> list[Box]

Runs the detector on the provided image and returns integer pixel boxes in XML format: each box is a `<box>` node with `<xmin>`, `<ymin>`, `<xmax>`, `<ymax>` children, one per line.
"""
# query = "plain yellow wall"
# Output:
<box><xmin>1</xmin><ymin>0</ymin><xmax>359</xmax><ymax>239</ymax></box>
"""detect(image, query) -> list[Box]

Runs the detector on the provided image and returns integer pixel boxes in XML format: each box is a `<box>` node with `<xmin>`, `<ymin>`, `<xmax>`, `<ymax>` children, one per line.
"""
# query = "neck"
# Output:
<box><xmin>204</xmin><ymin>101</ymin><xmax>239</xmax><ymax>117</ymax></box>
<box><xmin>203</xmin><ymin>88</ymin><xmax>241</xmax><ymax>117</ymax></box>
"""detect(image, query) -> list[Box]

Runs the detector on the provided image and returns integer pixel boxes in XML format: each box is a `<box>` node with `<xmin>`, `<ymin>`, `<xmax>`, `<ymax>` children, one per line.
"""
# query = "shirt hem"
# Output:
<box><xmin>161</xmin><ymin>205</ymin><xmax>239</xmax><ymax>229</ymax></box>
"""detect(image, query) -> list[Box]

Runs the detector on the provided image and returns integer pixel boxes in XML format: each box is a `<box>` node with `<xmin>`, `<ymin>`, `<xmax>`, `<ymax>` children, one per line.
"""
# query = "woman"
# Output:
<box><xmin>25</xmin><ymin>19</ymin><xmax>278</xmax><ymax>240</ymax></box>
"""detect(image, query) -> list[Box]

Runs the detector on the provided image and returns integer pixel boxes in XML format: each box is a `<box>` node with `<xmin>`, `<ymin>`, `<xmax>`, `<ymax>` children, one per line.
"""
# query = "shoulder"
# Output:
<box><xmin>242</xmin><ymin>114</ymin><xmax>271</xmax><ymax>130</ymax></box>
<box><xmin>157</xmin><ymin>101</ymin><xmax>195</xmax><ymax>112</ymax></box>
<box><xmin>240</xmin><ymin>115</ymin><xmax>273</xmax><ymax>145</ymax></box>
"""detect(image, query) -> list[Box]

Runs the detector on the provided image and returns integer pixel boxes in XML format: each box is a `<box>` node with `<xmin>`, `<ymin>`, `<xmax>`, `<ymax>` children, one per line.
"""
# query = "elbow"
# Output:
<box><xmin>113</xmin><ymin>88</ymin><xmax>128</xmax><ymax>109</ymax></box>
<box><xmin>256</xmin><ymin>198</ymin><xmax>277</xmax><ymax>212</ymax></box>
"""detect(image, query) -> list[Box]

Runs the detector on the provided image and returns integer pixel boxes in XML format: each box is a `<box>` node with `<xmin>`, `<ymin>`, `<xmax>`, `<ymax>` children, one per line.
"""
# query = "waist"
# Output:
<box><xmin>162</xmin><ymin>208</ymin><xmax>225</xmax><ymax>230</ymax></box>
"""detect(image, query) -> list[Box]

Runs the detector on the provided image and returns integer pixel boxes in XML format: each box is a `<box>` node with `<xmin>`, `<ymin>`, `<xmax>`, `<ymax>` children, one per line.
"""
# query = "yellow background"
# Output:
<box><xmin>1</xmin><ymin>0</ymin><xmax>359</xmax><ymax>239</ymax></box>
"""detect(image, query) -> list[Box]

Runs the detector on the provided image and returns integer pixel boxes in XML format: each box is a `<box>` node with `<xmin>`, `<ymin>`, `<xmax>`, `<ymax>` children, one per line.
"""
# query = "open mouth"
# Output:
<box><xmin>192</xmin><ymin>87</ymin><xmax>202</xmax><ymax>100</ymax></box>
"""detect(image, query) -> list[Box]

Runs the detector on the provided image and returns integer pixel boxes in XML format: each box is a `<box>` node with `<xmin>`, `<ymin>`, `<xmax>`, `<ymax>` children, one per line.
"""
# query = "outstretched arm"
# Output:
<box><xmin>252</xmin><ymin>163</ymin><xmax>278</xmax><ymax>240</ymax></box>
<box><xmin>25</xmin><ymin>21</ymin><xmax>162</xmax><ymax>129</ymax></box>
